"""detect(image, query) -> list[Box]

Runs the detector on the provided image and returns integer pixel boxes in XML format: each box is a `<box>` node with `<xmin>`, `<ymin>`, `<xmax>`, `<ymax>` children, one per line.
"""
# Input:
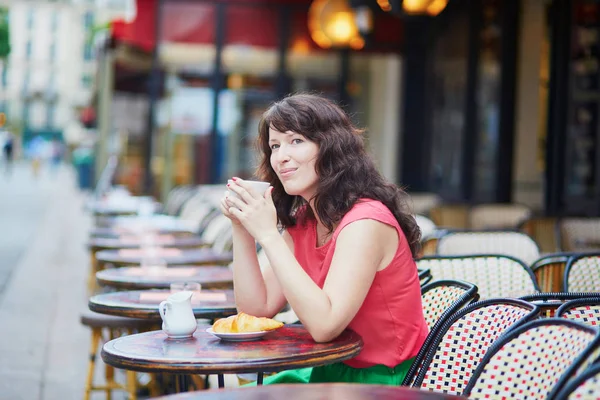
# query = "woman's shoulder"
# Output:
<box><xmin>347</xmin><ymin>199</ymin><xmax>394</xmax><ymax>218</ymax></box>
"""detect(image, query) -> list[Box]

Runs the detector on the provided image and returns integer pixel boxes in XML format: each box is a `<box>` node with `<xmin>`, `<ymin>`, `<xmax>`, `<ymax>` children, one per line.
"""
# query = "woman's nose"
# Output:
<box><xmin>275</xmin><ymin>146</ymin><xmax>290</xmax><ymax>163</ymax></box>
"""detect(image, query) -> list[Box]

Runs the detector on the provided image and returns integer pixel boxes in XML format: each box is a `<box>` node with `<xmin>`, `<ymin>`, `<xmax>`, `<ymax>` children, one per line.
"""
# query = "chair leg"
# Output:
<box><xmin>84</xmin><ymin>328</ymin><xmax>101</xmax><ymax>400</ymax></box>
<box><xmin>87</xmin><ymin>251</ymin><xmax>97</xmax><ymax>295</ymax></box>
<box><xmin>126</xmin><ymin>371</ymin><xmax>137</xmax><ymax>400</ymax></box>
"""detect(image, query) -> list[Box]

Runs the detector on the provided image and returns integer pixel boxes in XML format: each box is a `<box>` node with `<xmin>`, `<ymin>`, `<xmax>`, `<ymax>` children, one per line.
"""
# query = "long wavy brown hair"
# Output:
<box><xmin>256</xmin><ymin>93</ymin><xmax>421</xmax><ymax>257</ymax></box>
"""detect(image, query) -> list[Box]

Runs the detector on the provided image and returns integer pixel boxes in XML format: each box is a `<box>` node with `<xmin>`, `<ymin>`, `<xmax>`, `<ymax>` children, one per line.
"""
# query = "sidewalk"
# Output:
<box><xmin>0</xmin><ymin>163</ymin><xmax>114</xmax><ymax>399</ymax></box>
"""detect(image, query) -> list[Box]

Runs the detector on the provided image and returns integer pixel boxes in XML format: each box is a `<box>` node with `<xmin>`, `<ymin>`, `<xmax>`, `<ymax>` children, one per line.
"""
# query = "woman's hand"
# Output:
<box><xmin>220</xmin><ymin>194</ymin><xmax>244</xmax><ymax>227</ymax></box>
<box><xmin>226</xmin><ymin>178</ymin><xmax>280</xmax><ymax>245</ymax></box>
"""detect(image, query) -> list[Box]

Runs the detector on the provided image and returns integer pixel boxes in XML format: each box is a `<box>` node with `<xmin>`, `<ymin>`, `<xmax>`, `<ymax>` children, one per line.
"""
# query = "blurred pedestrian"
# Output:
<box><xmin>2</xmin><ymin>131</ymin><xmax>13</xmax><ymax>175</ymax></box>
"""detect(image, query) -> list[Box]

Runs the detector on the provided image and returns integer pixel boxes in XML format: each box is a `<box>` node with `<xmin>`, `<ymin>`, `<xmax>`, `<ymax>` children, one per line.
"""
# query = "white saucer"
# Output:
<box><xmin>206</xmin><ymin>327</ymin><xmax>270</xmax><ymax>341</ymax></box>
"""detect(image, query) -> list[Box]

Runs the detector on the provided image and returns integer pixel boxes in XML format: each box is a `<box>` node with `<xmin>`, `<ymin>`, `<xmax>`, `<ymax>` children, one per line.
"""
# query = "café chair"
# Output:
<box><xmin>437</xmin><ymin>230</ymin><xmax>541</xmax><ymax>265</ymax></box>
<box><xmin>462</xmin><ymin>318</ymin><xmax>600</xmax><ymax>400</ymax></box>
<box><xmin>557</xmin><ymin>297</ymin><xmax>600</xmax><ymax>327</ymax></box>
<box><xmin>429</xmin><ymin>204</ymin><xmax>469</xmax><ymax>230</ymax></box>
<box><xmin>415</xmin><ymin>215</ymin><xmax>437</xmax><ymax>240</ymax></box>
<box><xmin>417</xmin><ymin>255</ymin><xmax>540</xmax><ymax>300</ymax></box>
<box><xmin>520</xmin><ymin>292</ymin><xmax>600</xmax><ymax>318</ymax></box>
<box><xmin>404</xmin><ymin>280</ymin><xmax>479</xmax><ymax>386</ymax></box>
<box><xmin>558</xmin><ymin>217</ymin><xmax>600</xmax><ymax>252</ymax></box>
<box><xmin>530</xmin><ymin>252</ymin><xmax>574</xmax><ymax>293</ymax></box>
<box><xmin>519</xmin><ymin>216</ymin><xmax>559</xmax><ymax>253</ymax></box>
<box><xmin>552</xmin><ymin>362</ymin><xmax>600</xmax><ymax>400</ymax></box>
<box><xmin>563</xmin><ymin>253</ymin><xmax>600</xmax><ymax>292</ymax></box>
<box><xmin>469</xmin><ymin>203</ymin><xmax>531</xmax><ymax>230</ymax></box>
<box><xmin>80</xmin><ymin>310</ymin><xmax>158</xmax><ymax>400</ymax></box>
<box><xmin>404</xmin><ymin>298</ymin><xmax>539</xmax><ymax>395</ymax></box>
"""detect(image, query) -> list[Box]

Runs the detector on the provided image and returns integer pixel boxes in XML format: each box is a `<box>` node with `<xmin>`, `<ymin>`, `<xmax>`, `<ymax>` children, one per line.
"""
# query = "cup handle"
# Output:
<box><xmin>159</xmin><ymin>300</ymin><xmax>170</xmax><ymax>330</ymax></box>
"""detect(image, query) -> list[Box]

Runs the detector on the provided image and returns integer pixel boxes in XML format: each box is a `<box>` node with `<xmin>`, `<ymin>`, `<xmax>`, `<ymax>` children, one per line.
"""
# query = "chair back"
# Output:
<box><xmin>429</xmin><ymin>204</ymin><xmax>469</xmax><ymax>229</ymax></box>
<box><xmin>557</xmin><ymin>297</ymin><xmax>600</xmax><ymax>327</ymax></box>
<box><xmin>405</xmin><ymin>299</ymin><xmax>538</xmax><ymax>395</ymax></box>
<box><xmin>415</xmin><ymin>214</ymin><xmax>437</xmax><ymax>239</ymax></box>
<box><xmin>520</xmin><ymin>292</ymin><xmax>600</xmax><ymax>318</ymax></box>
<box><xmin>409</xmin><ymin>193</ymin><xmax>442</xmax><ymax>216</ymax></box>
<box><xmin>420</xmin><ymin>280</ymin><xmax>479</xmax><ymax>330</ymax></box>
<box><xmin>519</xmin><ymin>216</ymin><xmax>559</xmax><ymax>253</ymax></box>
<box><xmin>417</xmin><ymin>255</ymin><xmax>540</xmax><ymax>300</ymax></box>
<box><xmin>559</xmin><ymin>218</ymin><xmax>600</xmax><ymax>252</ymax></box>
<box><xmin>469</xmin><ymin>203</ymin><xmax>531</xmax><ymax>230</ymax></box>
<box><xmin>530</xmin><ymin>252</ymin><xmax>573</xmax><ymax>293</ymax></box>
<box><xmin>553</xmin><ymin>362</ymin><xmax>600</xmax><ymax>400</ymax></box>
<box><xmin>564</xmin><ymin>253</ymin><xmax>600</xmax><ymax>292</ymax></box>
<box><xmin>463</xmin><ymin>318</ymin><xmax>600</xmax><ymax>400</ymax></box>
<box><xmin>403</xmin><ymin>280</ymin><xmax>479</xmax><ymax>387</ymax></box>
<box><xmin>437</xmin><ymin>230</ymin><xmax>540</xmax><ymax>265</ymax></box>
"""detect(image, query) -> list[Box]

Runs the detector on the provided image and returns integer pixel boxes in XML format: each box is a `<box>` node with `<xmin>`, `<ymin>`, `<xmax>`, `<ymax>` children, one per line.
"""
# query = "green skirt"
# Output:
<box><xmin>246</xmin><ymin>358</ymin><xmax>414</xmax><ymax>386</ymax></box>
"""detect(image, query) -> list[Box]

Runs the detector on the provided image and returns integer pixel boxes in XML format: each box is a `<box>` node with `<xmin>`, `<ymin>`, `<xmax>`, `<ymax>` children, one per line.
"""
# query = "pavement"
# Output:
<box><xmin>0</xmin><ymin>161</ymin><xmax>116</xmax><ymax>400</ymax></box>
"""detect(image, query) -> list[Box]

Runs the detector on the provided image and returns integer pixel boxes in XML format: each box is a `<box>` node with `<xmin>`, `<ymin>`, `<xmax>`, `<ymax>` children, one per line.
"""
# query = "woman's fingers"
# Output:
<box><xmin>224</xmin><ymin>193</ymin><xmax>246</xmax><ymax>210</ymax></box>
<box><xmin>228</xmin><ymin>179</ymin><xmax>259</xmax><ymax>203</ymax></box>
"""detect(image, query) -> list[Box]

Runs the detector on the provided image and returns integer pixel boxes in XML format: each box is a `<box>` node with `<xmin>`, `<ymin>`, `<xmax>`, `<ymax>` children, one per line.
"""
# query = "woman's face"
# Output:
<box><xmin>268</xmin><ymin>127</ymin><xmax>319</xmax><ymax>200</ymax></box>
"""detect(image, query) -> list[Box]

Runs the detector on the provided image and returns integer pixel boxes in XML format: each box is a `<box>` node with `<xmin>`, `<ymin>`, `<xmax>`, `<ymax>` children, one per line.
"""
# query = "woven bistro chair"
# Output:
<box><xmin>553</xmin><ymin>362</ymin><xmax>600</xmax><ymax>400</ymax></box>
<box><xmin>403</xmin><ymin>299</ymin><xmax>539</xmax><ymax>395</ymax></box>
<box><xmin>415</xmin><ymin>214</ymin><xmax>437</xmax><ymax>240</ymax></box>
<box><xmin>404</xmin><ymin>280</ymin><xmax>479</xmax><ymax>387</ymax></box>
<box><xmin>530</xmin><ymin>252</ymin><xmax>574</xmax><ymax>293</ymax></box>
<box><xmin>519</xmin><ymin>216</ymin><xmax>560</xmax><ymax>253</ymax></box>
<box><xmin>557</xmin><ymin>298</ymin><xmax>600</xmax><ymax>381</ymax></box>
<box><xmin>417</xmin><ymin>255</ymin><xmax>540</xmax><ymax>300</ymax></box>
<box><xmin>559</xmin><ymin>217</ymin><xmax>600</xmax><ymax>252</ymax></box>
<box><xmin>80</xmin><ymin>310</ymin><xmax>159</xmax><ymax>400</ymax></box>
<box><xmin>520</xmin><ymin>292</ymin><xmax>600</xmax><ymax>318</ymax></box>
<box><xmin>437</xmin><ymin>230</ymin><xmax>541</xmax><ymax>265</ymax></box>
<box><xmin>557</xmin><ymin>297</ymin><xmax>600</xmax><ymax>328</ymax></box>
<box><xmin>469</xmin><ymin>203</ymin><xmax>532</xmax><ymax>230</ymax></box>
<box><xmin>564</xmin><ymin>253</ymin><xmax>600</xmax><ymax>292</ymax></box>
<box><xmin>463</xmin><ymin>318</ymin><xmax>600</xmax><ymax>400</ymax></box>
<box><xmin>418</xmin><ymin>268</ymin><xmax>433</xmax><ymax>287</ymax></box>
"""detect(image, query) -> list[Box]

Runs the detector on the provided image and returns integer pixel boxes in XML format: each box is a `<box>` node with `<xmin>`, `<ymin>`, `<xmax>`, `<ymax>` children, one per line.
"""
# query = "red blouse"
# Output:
<box><xmin>287</xmin><ymin>199</ymin><xmax>428</xmax><ymax>368</ymax></box>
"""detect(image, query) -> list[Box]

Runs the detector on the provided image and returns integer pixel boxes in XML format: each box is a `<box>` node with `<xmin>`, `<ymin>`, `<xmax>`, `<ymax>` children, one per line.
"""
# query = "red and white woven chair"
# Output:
<box><xmin>553</xmin><ymin>362</ymin><xmax>600</xmax><ymax>400</ymax></box>
<box><xmin>563</xmin><ymin>253</ymin><xmax>600</xmax><ymax>292</ymax></box>
<box><xmin>463</xmin><ymin>318</ymin><xmax>600</xmax><ymax>399</ymax></box>
<box><xmin>403</xmin><ymin>280</ymin><xmax>479</xmax><ymax>388</ymax></box>
<box><xmin>417</xmin><ymin>255</ymin><xmax>540</xmax><ymax>300</ymax></box>
<box><xmin>403</xmin><ymin>298</ymin><xmax>538</xmax><ymax>395</ymax></box>
<box><xmin>436</xmin><ymin>230</ymin><xmax>541</xmax><ymax>265</ymax></box>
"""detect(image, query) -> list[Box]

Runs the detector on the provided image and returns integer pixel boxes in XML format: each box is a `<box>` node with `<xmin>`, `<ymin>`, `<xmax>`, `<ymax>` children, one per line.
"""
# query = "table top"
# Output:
<box><xmin>95</xmin><ymin>248</ymin><xmax>233</xmax><ymax>266</ymax></box>
<box><xmin>90</xmin><ymin>227</ymin><xmax>196</xmax><ymax>238</ymax></box>
<box><xmin>95</xmin><ymin>214</ymin><xmax>195</xmax><ymax>229</ymax></box>
<box><xmin>154</xmin><ymin>384</ymin><xmax>466</xmax><ymax>400</ymax></box>
<box><xmin>101</xmin><ymin>324</ymin><xmax>363</xmax><ymax>375</ymax></box>
<box><xmin>88</xmin><ymin>235</ymin><xmax>207</xmax><ymax>251</ymax></box>
<box><xmin>89</xmin><ymin>289</ymin><xmax>237</xmax><ymax>320</ymax></box>
<box><xmin>96</xmin><ymin>266</ymin><xmax>233</xmax><ymax>290</ymax></box>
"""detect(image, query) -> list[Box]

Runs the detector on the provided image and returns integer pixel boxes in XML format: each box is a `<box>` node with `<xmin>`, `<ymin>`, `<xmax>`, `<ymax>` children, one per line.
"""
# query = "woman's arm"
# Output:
<box><xmin>231</xmin><ymin>225</ymin><xmax>290</xmax><ymax>318</ymax></box>
<box><xmin>221</xmin><ymin>189</ymin><xmax>288</xmax><ymax>318</ymax></box>
<box><xmin>260</xmin><ymin>219</ymin><xmax>397</xmax><ymax>342</ymax></box>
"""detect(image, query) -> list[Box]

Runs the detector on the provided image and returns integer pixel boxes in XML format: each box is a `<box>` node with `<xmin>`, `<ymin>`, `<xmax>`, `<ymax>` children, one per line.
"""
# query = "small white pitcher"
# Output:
<box><xmin>158</xmin><ymin>291</ymin><xmax>197</xmax><ymax>339</ymax></box>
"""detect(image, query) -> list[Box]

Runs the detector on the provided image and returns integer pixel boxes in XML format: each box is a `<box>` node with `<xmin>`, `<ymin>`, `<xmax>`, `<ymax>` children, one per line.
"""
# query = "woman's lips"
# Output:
<box><xmin>279</xmin><ymin>168</ymin><xmax>297</xmax><ymax>178</ymax></box>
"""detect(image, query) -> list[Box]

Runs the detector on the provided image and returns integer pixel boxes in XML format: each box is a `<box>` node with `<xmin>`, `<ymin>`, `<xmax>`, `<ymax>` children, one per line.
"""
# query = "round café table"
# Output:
<box><xmin>88</xmin><ymin>235</ymin><xmax>207</xmax><ymax>252</ymax></box>
<box><xmin>95</xmin><ymin>214</ymin><xmax>194</xmax><ymax>229</ymax></box>
<box><xmin>101</xmin><ymin>324</ymin><xmax>363</xmax><ymax>390</ymax></box>
<box><xmin>96</xmin><ymin>266</ymin><xmax>233</xmax><ymax>290</ymax></box>
<box><xmin>90</xmin><ymin>226</ymin><xmax>197</xmax><ymax>239</ymax></box>
<box><xmin>95</xmin><ymin>248</ymin><xmax>233</xmax><ymax>269</ymax></box>
<box><xmin>153</xmin><ymin>384</ymin><xmax>466</xmax><ymax>399</ymax></box>
<box><xmin>89</xmin><ymin>289</ymin><xmax>237</xmax><ymax>320</ymax></box>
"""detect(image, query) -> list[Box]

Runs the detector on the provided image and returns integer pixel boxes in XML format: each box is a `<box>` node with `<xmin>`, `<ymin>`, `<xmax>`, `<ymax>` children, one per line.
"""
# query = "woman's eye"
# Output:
<box><xmin>292</xmin><ymin>138</ymin><xmax>304</xmax><ymax>144</ymax></box>
<box><xmin>270</xmin><ymin>144</ymin><xmax>279</xmax><ymax>150</ymax></box>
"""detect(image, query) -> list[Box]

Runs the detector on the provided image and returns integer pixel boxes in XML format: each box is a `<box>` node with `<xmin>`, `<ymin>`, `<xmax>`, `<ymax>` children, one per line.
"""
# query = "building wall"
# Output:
<box><xmin>2</xmin><ymin>0</ymin><xmax>128</xmax><ymax>139</ymax></box>
<box><xmin>512</xmin><ymin>0</ymin><xmax>546</xmax><ymax>210</ymax></box>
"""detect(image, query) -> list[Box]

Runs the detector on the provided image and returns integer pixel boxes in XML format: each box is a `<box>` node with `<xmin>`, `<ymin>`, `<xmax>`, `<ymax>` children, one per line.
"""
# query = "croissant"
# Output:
<box><xmin>212</xmin><ymin>312</ymin><xmax>283</xmax><ymax>333</ymax></box>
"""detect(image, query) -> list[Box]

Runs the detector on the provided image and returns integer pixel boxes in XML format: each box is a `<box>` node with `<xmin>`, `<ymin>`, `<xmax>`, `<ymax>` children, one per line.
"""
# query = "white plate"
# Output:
<box><xmin>206</xmin><ymin>327</ymin><xmax>271</xmax><ymax>341</ymax></box>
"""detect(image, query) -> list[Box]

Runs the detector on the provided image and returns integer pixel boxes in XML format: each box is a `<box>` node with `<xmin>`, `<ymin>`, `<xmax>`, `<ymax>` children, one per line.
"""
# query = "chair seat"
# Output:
<box><xmin>80</xmin><ymin>309</ymin><xmax>155</xmax><ymax>329</ymax></box>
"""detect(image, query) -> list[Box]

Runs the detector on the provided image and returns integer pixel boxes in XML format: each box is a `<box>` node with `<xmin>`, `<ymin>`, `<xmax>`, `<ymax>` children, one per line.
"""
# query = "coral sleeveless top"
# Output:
<box><xmin>287</xmin><ymin>199</ymin><xmax>429</xmax><ymax>368</ymax></box>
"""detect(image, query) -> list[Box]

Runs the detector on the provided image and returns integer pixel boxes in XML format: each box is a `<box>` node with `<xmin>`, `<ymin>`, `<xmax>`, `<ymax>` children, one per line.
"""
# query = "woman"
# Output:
<box><xmin>220</xmin><ymin>93</ymin><xmax>428</xmax><ymax>385</ymax></box>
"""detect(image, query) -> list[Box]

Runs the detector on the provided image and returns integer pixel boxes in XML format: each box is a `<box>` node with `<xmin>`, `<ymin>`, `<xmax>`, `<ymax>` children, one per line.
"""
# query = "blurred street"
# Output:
<box><xmin>0</xmin><ymin>162</ymin><xmax>116</xmax><ymax>399</ymax></box>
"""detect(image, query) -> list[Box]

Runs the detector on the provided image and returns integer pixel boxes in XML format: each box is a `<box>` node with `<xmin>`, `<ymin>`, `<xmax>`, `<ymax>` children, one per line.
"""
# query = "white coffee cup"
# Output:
<box><xmin>226</xmin><ymin>180</ymin><xmax>270</xmax><ymax>200</ymax></box>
